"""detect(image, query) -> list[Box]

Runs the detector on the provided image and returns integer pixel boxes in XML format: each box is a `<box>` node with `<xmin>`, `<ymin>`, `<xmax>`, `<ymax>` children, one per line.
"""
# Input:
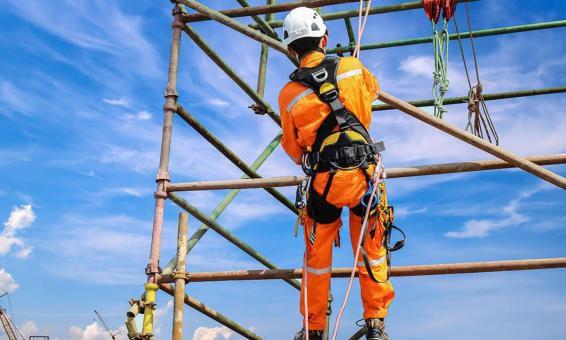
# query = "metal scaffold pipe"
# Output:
<box><xmin>329</xmin><ymin>20</ymin><xmax>566</xmax><ymax>54</ymax></box>
<box><xmin>378</xmin><ymin>91</ymin><xmax>566</xmax><ymax>189</ymax></box>
<box><xmin>160</xmin><ymin>284</ymin><xmax>263</xmax><ymax>339</ymax></box>
<box><xmin>172</xmin><ymin>213</ymin><xmax>188</xmax><ymax>340</ymax></box>
<box><xmin>158</xmin><ymin>258</ymin><xmax>566</xmax><ymax>283</ymax></box>
<box><xmin>182</xmin><ymin>25</ymin><xmax>281</xmax><ymax>125</ymax></box>
<box><xmin>174</xmin><ymin>104</ymin><xmax>296</xmax><ymax>214</ymax></box>
<box><xmin>179</xmin><ymin>0</ymin><xmax>293</xmax><ymax>60</ymax></box>
<box><xmin>248</xmin><ymin>0</ymin><xmax>477</xmax><ymax>29</ymax></box>
<box><xmin>146</xmin><ymin>5</ymin><xmax>184</xmax><ymax>286</ymax></box>
<box><xmin>166</xmin><ymin>154</ymin><xmax>566</xmax><ymax>192</ymax></box>
<box><xmin>161</xmin><ymin>133</ymin><xmax>283</xmax><ymax>275</ymax></box>
<box><xmin>373</xmin><ymin>86</ymin><xmax>566</xmax><ymax>111</ymax></box>
<box><xmin>168</xmin><ymin>192</ymin><xmax>302</xmax><ymax>290</ymax></box>
<box><xmin>182</xmin><ymin>0</ymin><xmax>360</xmax><ymax>22</ymax></box>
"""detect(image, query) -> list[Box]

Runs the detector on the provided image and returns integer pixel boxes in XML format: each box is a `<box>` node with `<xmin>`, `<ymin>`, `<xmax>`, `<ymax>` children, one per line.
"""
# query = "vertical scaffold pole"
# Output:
<box><xmin>173</xmin><ymin>212</ymin><xmax>188</xmax><ymax>340</ymax></box>
<box><xmin>143</xmin><ymin>3</ymin><xmax>183</xmax><ymax>338</ymax></box>
<box><xmin>257</xmin><ymin>0</ymin><xmax>275</xmax><ymax>96</ymax></box>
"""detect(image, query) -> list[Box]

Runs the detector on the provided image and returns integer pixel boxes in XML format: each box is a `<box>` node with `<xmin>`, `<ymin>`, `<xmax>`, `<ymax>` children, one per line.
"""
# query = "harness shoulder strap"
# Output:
<box><xmin>289</xmin><ymin>56</ymin><xmax>374</xmax><ymax>152</ymax></box>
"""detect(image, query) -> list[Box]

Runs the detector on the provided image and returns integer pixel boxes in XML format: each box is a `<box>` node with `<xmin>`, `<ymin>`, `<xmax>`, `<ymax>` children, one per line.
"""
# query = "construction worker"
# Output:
<box><xmin>278</xmin><ymin>7</ymin><xmax>394</xmax><ymax>340</ymax></box>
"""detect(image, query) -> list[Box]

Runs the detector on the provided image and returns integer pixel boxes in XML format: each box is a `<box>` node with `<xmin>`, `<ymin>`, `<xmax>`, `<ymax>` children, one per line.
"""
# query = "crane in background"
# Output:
<box><xmin>94</xmin><ymin>310</ymin><xmax>119</xmax><ymax>340</ymax></box>
<box><xmin>0</xmin><ymin>292</ymin><xmax>25</xmax><ymax>340</ymax></box>
<box><xmin>0</xmin><ymin>307</ymin><xmax>23</xmax><ymax>340</ymax></box>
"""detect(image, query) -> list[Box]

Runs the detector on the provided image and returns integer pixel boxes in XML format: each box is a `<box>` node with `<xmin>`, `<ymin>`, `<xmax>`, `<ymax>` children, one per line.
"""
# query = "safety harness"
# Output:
<box><xmin>291</xmin><ymin>56</ymin><xmax>405</xmax><ymax>284</ymax></box>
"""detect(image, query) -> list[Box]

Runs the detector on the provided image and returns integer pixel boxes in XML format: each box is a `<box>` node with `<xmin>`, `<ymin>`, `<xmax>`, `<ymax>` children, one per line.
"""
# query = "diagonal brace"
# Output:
<box><xmin>162</xmin><ymin>133</ymin><xmax>283</xmax><ymax>274</ymax></box>
<box><xmin>182</xmin><ymin>24</ymin><xmax>282</xmax><ymax>125</ymax></box>
<box><xmin>180</xmin><ymin>0</ymin><xmax>297</xmax><ymax>65</ymax></box>
<box><xmin>168</xmin><ymin>192</ymin><xmax>302</xmax><ymax>290</ymax></box>
<box><xmin>378</xmin><ymin>91</ymin><xmax>566</xmax><ymax>189</ymax></box>
<box><xmin>174</xmin><ymin>104</ymin><xmax>297</xmax><ymax>214</ymax></box>
<box><xmin>160</xmin><ymin>284</ymin><xmax>262</xmax><ymax>339</ymax></box>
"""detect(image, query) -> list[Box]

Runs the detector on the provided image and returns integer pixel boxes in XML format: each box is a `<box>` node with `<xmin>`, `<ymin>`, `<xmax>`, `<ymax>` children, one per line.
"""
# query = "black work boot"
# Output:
<box><xmin>293</xmin><ymin>328</ymin><xmax>323</xmax><ymax>340</ymax></box>
<box><xmin>365</xmin><ymin>318</ymin><xmax>390</xmax><ymax>340</ymax></box>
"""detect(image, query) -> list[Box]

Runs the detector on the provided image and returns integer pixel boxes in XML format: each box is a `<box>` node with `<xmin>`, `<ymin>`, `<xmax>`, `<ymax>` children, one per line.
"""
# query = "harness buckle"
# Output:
<box><xmin>311</xmin><ymin>68</ymin><xmax>328</xmax><ymax>83</ymax></box>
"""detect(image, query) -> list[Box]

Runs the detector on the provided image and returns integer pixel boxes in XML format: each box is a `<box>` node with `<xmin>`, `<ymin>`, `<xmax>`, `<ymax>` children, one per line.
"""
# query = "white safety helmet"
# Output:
<box><xmin>282</xmin><ymin>7</ymin><xmax>327</xmax><ymax>47</ymax></box>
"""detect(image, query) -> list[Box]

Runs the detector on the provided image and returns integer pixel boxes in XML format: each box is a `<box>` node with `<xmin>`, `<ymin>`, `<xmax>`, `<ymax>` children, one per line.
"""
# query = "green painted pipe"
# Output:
<box><xmin>175</xmin><ymin>104</ymin><xmax>297</xmax><ymax>214</ymax></box>
<box><xmin>249</xmin><ymin>0</ymin><xmax>477</xmax><ymax>29</ymax></box>
<box><xmin>162</xmin><ymin>133</ymin><xmax>284</xmax><ymax>273</ymax></box>
<box><xmin>160</xmin><ymin>284</ymin><xmax>263</xmax><ymax>339</ymax></box>
<box><xmin>373</xmin><ymin>86</ymin><xmax>566</xmax><ymax>111</ymax></box>
<box><xmin>237</xmin><ymin>0</ymin><xmax>279</xmax><ymax>39</ymax></box>
<box><xmin>183</xmin><ymin>24</ymin><xmax>282</xmax><ymax>125</ymax></box>
<box><xmin>329</xmin><ymin>20</ymin><xmax>566</xmax><ymax>54</ymax></box>
<box><xmin>169</xmin><ymin>192</ymin><xmax>302</xmax><ymax>290</ymax></box>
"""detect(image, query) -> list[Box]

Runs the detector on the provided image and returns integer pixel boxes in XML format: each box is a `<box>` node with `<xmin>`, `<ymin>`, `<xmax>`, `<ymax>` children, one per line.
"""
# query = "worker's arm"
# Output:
<box><xmin>362</xmin><ymin>65</ymin><xmax>380</xmax><ymax>102</ymax></box>
<box><xmin>279</xmin><ymin>89</ymin><xmax>304</xmax><ymax>165</ymax></box>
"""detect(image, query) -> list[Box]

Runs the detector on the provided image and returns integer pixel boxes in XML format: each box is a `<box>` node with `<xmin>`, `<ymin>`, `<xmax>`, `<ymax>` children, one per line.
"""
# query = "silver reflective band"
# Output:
<box><xmin>306</xmin><ymin>266</ymin><xmax>332</xmax><ymax>275</ymax></box>
<box><xmin>287</xmin><ymin>88</ymin><xmax>314</xmax><ymax>112</ymax></box>
<box><xmin>337</xmin><ymin>68</ymin><xmax>362</xmax><ymax>81</ymax></box>
<box><xmin>357</xmin><ymin>255</ymin><xmax>386</xmax><ymax>268</ymax></box>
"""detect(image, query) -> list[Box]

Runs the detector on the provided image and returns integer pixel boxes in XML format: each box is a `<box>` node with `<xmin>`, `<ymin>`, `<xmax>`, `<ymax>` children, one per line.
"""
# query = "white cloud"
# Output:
<box><xmin>445</xmin><ymin>185</ymin><xmax>551</xmax><ymax>238</ymax></box>
<box><xmin>395</xmin><ymin>206</ymin><xmax>428</xmax><ymax>218</ymax></box>
<box><xmin>208</xmin><ymin>98</ymin><xmax>231</xmax><ymax>107</ymax></box>
<box><xmin>68</xmin><ymin>322</ymin><xmax>128</xmax><ymax>340</ymax></box>
<box><xmin>0</xmin><ymin>204</ymin><xmax>35</xmax><ymax>258</ymax></box>
<box><xmin>19</xmin><ymin>321</ymin><xmax>39</xmax><ymax>338</ymax></box>
<box><xmin>193</xmin><ymin>326</ymin><xmax>235</xmax><ymax>340</ymax></box>
<box><xmin>0</xmin><ymin>81</ymin><xmax>30</xmax><ymax>116</ymax></box>
<box><xmin>0</xmin><ymin>268</ymin><xmax>19</xmax><ymax>294</ymax></box>
<box><xmin>103</xmin><ymin>98</ymin><xmax>129</xmax><ymax>108</ymax></box>
<box><xmin>136</xmin><ymin>110</ymin><xmax>151</xmax><ymax>120</ymax></box>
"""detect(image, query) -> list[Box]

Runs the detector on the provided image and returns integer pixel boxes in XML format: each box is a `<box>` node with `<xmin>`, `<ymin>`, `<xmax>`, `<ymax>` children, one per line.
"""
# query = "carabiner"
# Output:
<box><xmin>361</xmin><ymin>184</ymin><xmax>378</xmax><ymax>210</ymax></box>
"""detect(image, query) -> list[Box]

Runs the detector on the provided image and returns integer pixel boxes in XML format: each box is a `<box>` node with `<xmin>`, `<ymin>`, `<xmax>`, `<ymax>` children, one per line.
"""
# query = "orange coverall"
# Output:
<box><xmin>278</xmin><ymin>51</ymin><xmax>394</xmax><ymax>330</ymax></box>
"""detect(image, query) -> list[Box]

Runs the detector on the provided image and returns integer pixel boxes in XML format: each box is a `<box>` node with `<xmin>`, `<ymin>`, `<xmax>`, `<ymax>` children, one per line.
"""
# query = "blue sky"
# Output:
<box><xmin>0</xmin><ymin>0</ymin><xmax>565</xmax><ymax>339</ymax></box>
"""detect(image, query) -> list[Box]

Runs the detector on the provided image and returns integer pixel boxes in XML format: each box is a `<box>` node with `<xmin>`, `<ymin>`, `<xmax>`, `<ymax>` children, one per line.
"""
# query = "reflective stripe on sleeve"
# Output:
<box><xmin>337</xmin><ymin>68</ymin><xmax>362</xmax><ymax>81</ymax></box>
<box><xmin>286</xmin><ymin>88</ymin><xmax>314</xmax><ymax>112</ymax></box>
<box><xmin>306</xmin><ymin>266</ymin><xmax>332</xmax><ymax>275</ymax></box>
<box><xmin>357</xmin><ymin>255</ymin><xmax>386</xmax><ymax>268</ymax></box>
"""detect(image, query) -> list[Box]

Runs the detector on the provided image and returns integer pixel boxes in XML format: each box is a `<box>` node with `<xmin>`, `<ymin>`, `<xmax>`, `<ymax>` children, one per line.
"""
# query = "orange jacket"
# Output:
<box><xmin>278</xmin><ymin>51</ymin><xmax>380</xmax><ymax>165</ymax></box>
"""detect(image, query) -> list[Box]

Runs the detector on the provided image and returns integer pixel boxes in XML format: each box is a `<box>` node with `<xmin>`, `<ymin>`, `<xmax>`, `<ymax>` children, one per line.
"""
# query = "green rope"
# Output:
<box><xmin>432</xmin><ymin>19</ymin><xmax>450</xmax><ymax>118</ymax></box>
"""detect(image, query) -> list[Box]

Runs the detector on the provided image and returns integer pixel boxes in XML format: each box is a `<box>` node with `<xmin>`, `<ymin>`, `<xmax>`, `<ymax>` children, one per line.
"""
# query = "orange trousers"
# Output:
<box><xmin>299</xmin><ymin>169</ymin><xmax>395</xmax><ymax>330</ymax></box>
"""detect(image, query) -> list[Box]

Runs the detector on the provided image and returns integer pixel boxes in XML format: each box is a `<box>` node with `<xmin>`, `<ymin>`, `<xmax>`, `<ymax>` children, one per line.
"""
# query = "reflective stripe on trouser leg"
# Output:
<box><xmin>300</xmin><ymin>215</ymin><xmax>341</xmax><ymax>330</ymax></box>
<box><xmin>349</xmin><ymin>211</ymin><xmax>395</xmax><ymax>320</ymax></box>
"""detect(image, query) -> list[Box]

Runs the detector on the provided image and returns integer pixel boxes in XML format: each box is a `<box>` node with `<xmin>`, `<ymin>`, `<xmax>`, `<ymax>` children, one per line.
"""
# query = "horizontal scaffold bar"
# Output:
<box><xmin>182</xmin><ymin>0</ymin><xmax>360</xmax><ymax>23</ymax></box>
<box><xmin>158</xmin><ymin>258</ymin><xmax>566</xmax><ymax>283</ymax></box>
<box><xmin>329</xmin><ymin>20</ymin><xmax>566</xmax><ymax>54</ymax></box>
<box><xmin>159</xmin><ymin>284</ymin><xmax>262</xmax><ymax>339</ymax></box>
<box><xmin>168</xmin><ymin>192</ymin><xmax>302</xmax><ymax>290</ymax></box>
<box><xmin>248</xmin><ymin>0</ymin><xmax>476</xmax><ymax>29</ymax></box>
<box><xmin>166</xmin><ymin>154</ymin><xmax>566</xmax><ymax>192</ymax></box>
<box><xmin>373</xmin><ymin>86</ymin><xmax>566</xmax><ymax>111</ymax></box>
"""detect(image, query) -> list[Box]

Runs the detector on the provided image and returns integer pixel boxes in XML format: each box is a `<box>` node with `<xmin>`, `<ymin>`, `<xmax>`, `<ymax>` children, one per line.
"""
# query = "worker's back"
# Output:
<box><xmin>278</xmin><ymin>51</ymin><xmax>379</xmax><ymax>165</ymax></box>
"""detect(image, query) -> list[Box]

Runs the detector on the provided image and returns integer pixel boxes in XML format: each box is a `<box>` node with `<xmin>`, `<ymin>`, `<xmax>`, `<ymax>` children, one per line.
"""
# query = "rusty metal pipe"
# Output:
<box><xmin>179</xmin><ymin>0</ymin><xmax>292</xmax><ymax>59</ymax></box>
<box><xmin>158</xmin><ymin>258</ymin><xmax>566</xmax><ymax>282</ymax></box>
<box><xmin>182</xmin><ymin>0</ymin><xmax>390</xmax><ymax>22</ymax></box>
<box><xmin>166</xmin><ymin>154</ymin><xmax>566</xmax><ymax>191</ymax></box>
<box><xmin>172</xmin><ymin>213</ymin><xmax>188</xmax><ymax>340</ymax></box>
<box><xmin>147</xmin><ymin>4</ymin><xmax>183</xmax><ymax>285</ymax></box>
<box><xmin>378</xmin><ymin>91</ymin><xmax>566</xmax><ymax>189</ymax></box>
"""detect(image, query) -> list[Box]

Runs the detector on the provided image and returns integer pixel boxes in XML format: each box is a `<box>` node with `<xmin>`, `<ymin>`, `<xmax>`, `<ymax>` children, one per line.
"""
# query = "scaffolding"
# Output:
<box><xmin>128</xmin><ymin>1</ymin><xmax>566</xmax><ymax>339</ymax></box>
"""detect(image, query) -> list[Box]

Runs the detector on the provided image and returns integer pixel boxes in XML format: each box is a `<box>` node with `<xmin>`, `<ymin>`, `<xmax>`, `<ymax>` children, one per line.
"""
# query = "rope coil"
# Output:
<box><xmin>424</xmin><ymin>0</ymin><xmax>457</xmax><ymax>118</ymax></box>
<box><xmin>454</xmin><ymin>2</ymin><xmax>499</xmax><ymax>144</ymax></box>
